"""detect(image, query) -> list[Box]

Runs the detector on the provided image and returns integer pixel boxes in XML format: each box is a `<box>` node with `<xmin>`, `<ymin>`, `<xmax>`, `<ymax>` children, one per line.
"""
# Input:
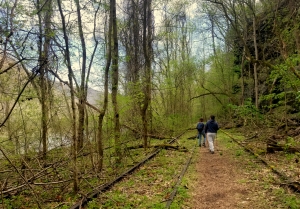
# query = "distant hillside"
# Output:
<box><xmin>86</xmin><ymin>87</ymin><xmax>101</xmax><ymax>105</ymax></box>
<box><xmin>52</xmin><ymin>81</ymin><xmax>101</xmax><ymax>106</ymax></box>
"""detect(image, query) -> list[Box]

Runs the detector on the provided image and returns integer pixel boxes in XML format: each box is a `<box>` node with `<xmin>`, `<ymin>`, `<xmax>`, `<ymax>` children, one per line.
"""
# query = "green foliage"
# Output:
<box><xmin>273</xmin><ymin>188</ymin><xmax>300</xmax><ymax>209</ymax></box>
<box><xmin>261</xmin><ymin>53</ymin><xmax>300</xmax><ymax>111</ymax></box>
<box><xmin>3</xmin><ymin>195</ymin><xmax>27</xmax><ymax>209</ymax></box>
<box><xmin>284</xmin><ymin>153</ymin><xmax>295</xmax><ymax>161</ymax></box>
<box><xmin>235</xmin><ymin>148</ymin><xmax>244</xmax><ymax>157</ymax></box>
<box><xmin>87</xmin><ymin>199</ymin><xmax>100</xmax><ymax>209</ymax></box>
<box><xmin>200</xmin><ymin>51</ymin><xmax>240</xmax><ymax>118</ymax></box>
<box><xmin>285</xmin><ymin>137</ymin><xmax>296</xmax><ymax>147</ymax></box>
<box><xmin>58</xmin><ymin>205</ymin><xmax>69</xmax><ymax>209</ymax></box>
<box><xmin>228</xmin><ymin>98</ymin><xmax>262</xmax><ymax>123</ymax></box>
<box><xmin>283</xmin><ymin>196</ymin><xmax>300</xmax><ymax>209</ymax></box>
<box><xmin>175</xmin><ymin>184</ymin><xmax>189</xmax><ymax>201</ymax></box>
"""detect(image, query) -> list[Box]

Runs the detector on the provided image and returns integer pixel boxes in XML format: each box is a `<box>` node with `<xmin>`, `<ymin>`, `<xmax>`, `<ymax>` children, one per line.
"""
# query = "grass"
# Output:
<box><xmin>2</xmin><ymin>129</ymin><xmax>300</xmax><ymax>208</ymax></box>
<box><xmin>219</xmin><ymin>130</ymin><xmax>300</xmax><ymax>209</ymax></box>
<box><xmin>0</xmin><ymin>131</ymin><xmax>194</xmax><ymax>208</ymax></box>
<box><xmin>91</xmin><ymin>131</ymin><xmax>197</xmax><ymax>208</ymax></box>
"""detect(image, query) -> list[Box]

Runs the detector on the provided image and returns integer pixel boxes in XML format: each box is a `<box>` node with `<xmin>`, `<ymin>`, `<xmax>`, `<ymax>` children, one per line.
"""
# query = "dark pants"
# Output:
<box><xmin>197</xmin><ymin>131</ymin><xmax>206</xmax><ymax>146</ymax></box>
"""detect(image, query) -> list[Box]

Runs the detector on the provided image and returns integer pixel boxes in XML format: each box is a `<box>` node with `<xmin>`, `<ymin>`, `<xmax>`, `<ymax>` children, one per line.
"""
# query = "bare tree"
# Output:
<box><xmin>111</xmin><ymin>0</ymin><xmax>121</xmax><ymax>163</ymax></box>
<box><xmin>57</xmin><ymin>0</ymin><xmax>79</xmax><ymax>192</ymax></box>
<box><xmin>74</xmin><ymin>0</ymin><xmax>88</xmax><ymax>150</ymax></box>
<box><xmin>97</xmin><ymin>3</ymin><xmax>111</xmax><ymax>172</ymax></box>
<box><xmin>140</xmin><ymin>0</ymin><xmax>153</xmax><ymax>149</ymax></box>
<box><xmin>36</xmin><ymin>0</ymin><xmax>53</xmax><ymax>159</ymax></box>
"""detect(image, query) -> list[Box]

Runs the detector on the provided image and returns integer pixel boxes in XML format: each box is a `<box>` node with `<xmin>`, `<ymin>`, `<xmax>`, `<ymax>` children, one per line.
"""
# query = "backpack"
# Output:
<box><xmin>196</xmin><ymin>122</ymin><xmax>204</xmax><ymax>132</ymax></box>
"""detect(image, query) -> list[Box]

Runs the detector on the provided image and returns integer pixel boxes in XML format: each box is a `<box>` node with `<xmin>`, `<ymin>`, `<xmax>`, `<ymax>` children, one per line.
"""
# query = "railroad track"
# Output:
<box><xmin>165</xmin><ymin>140</ymin><xmax>197</xmax><ymax>208</ymax></box>
<box><xmin>0</xmin><ymin>129</ymin><xmax>195</xmax><ymax>209</ymax></box>
<box><xmin>69</xmin><ymin>130</ymin><xmax>192</xmax><ymax>209</ymax></box>
<box><xmin>220</xmin><ymin>129</ymin><xmax>300</xmax><ymax>194</ymax></box>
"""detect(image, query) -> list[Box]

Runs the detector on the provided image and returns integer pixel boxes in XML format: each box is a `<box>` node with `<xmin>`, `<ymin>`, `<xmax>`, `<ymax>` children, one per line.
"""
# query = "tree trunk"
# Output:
<box><xmin>209</xmin><ymin>12</ymin><xmax>216</xmax><ymax>56</ymax></box>
<box><xmin>252</xmin><ymin>11</ymin><xmax>259</xmax><ymax>108</ymax></box>
<box><xmin>37</xmin><ymin>0</ymin><xmax>52</xmax><ymax>159</ymax></box>
<box><xmin>57</xmin><ymin>0</ymin><xmax>78</xmax><ymax>192</ymax></box>
<box><xmin>141</xmin><ymin>0</ymin><xmax>152</xmax><ymax>149</ymax></box>
<box><xmin>97</xmin><ymin>9</ymin><xmax>112</xmax><ymax>172</ymax></box>
<box><xmin>5</xmin><ymin>101</ymin><xmax>12</xmax><ymax>140</ymax></box>
<box><xmin>111</xmin><ymin>0</ymin><xmax>121</xmax><ymax>164</ymax></box>
<box><xmin>75</xmin><ymin>0</ymin><xmax>87</xmax><ymax>150</ymax></box>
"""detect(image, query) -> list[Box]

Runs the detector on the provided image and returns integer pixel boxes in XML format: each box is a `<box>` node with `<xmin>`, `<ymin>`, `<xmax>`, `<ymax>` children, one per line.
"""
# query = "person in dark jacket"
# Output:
<box><xmin>204</xmin><ymin>115</ymin><xmax>219</xmax><ymax>154</ymax></box>
<box><xmin>196</xmin><ymin>118</ymin><xmax>206</xmax><ymax>147</ymax></box>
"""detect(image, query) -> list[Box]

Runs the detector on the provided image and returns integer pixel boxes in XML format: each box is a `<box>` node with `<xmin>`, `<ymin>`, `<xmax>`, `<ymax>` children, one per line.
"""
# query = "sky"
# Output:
<box><xmin>1</xmin><ymin>0</ymin><xmax>216</xmax><ymax>92</ymax></box>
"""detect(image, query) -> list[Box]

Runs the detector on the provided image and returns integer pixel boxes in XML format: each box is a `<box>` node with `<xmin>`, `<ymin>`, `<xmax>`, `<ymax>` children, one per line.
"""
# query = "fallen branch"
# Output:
<box><xmin>280</xmin><ymin>181</ymin><xmax>300</xmax><ymax>193</ymax></box>
<box><xmin>0</xmin><ymin>159</ymin><xmax>68</xmax><ymax>195</ymax></box>
<box><xmin>0</xmin><ymin>147</ymin><xmax>42</xmax><ymax>208</ymax></box>
<box><xmin>32</xmin><ymin>179</ymin><xmax>72</xmax><ymax>185</ymax></box>
<box><xmin>126</xmin><ymin>144</ymin><xmax>188</xmax><ymax>152</ymax></box>
<box><xmin>266</xmin><ymin>143</ymin><xmax>300</xmax><ymax>154</ymax></box>
<box><xmin>122</xmin><ymin>124</ymin><xmax>170</xmax><ymax>139</ymax></box>
<box><xmin>154</xmin><ymin>144</ymin><xmax>188</xmax><ymax>152</ymax></box>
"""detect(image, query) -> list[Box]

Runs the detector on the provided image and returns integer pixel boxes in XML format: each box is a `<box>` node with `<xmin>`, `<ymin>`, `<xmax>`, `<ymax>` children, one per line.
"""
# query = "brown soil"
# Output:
<box><xmin>188</xmin><ymin>140</ymin><xmax>299</xmax><ymax>209</ymax></box>
<box><xmin>189</xmin><ymin>146</ymin><xmax>249</xmax><ymax>209</ymax></box>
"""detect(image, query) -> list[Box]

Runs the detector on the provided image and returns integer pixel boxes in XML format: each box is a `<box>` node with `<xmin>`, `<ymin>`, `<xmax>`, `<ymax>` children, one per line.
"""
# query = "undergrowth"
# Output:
<box><xmin>220</xmin><ymin>131</ymin><xmax>300</xmax><ymax>209</ymax></box>
<box><xmin>93</xmin><ymin>131</ymin><xmax>197</xmax><ymax>208</ymax></box>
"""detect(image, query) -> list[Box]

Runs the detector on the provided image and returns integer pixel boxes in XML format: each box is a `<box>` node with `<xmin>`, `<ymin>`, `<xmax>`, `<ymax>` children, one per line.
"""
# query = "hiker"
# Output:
<box><xmin>204</xmin><ymin>115</ymin><xmax>219</xmax><ymax>154</ymax></box>
<box><xmin>196</xmin><ymin>118</ymin><xmax>206</xmax><ymax>147</ymax></box>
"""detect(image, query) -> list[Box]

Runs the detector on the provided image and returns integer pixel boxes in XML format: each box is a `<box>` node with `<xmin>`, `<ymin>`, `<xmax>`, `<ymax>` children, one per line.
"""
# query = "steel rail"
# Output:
<box><xmin>69</xmin><ymin>130</ymin><xmax>188</xmax><ymax>209</ymax></box>
<box><xmin>220</xmin><ymin>129</ymin><xmax>300</xmax><ymax>193</ymax></box>
<box><xmin>165</xmin><ymin>143</ymin><xmax>197</xmax><ymax>208</ymax></box>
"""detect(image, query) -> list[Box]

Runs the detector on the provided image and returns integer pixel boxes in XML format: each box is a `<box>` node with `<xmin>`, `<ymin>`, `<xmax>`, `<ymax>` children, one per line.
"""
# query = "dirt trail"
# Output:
<box><xmin>188</xmin><ymin>136</ymin><xmax>300</xmax><ymax>209</ymax></box>
<box><xmin>189</xmin><ymin>146</ymin><xmax>250</xmax><ymax>209</ymax></box>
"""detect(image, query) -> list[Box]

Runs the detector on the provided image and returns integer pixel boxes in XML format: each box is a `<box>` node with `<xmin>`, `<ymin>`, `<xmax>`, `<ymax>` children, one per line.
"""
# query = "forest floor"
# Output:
<box><xmin>187</xmin><ymin>132</ymin><xmax>300</xmax><ymax>209</ymax></box>
<box><xmin>189</xmin><ymin>145</ymin><xmax>249</xmax><ymax>209</ymax></box>
<box><xmin>2</xmin><ymin>129</ymin><xmax>299</xmax><ymax>208</ymax></box>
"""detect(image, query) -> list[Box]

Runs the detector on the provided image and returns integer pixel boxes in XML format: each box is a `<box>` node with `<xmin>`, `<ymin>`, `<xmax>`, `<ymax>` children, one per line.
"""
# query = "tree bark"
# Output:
<box><xmin>74</xmin><ymin>0</ymin><xmax>87</xmax><ymax>150</ymax></box>
<box><xmin>111</xmin><ymin>0</ymin><xmax>121</xmax><ymax>163</ymax></box>
<box><xmin>252</xmin><ymin>13</ymin><xmax>259</xmax><ymax>109</ymax></box>
<box><xmin>37</xmin><ymin>0</ymin><xmax>52</xmax><ymax>159</ymax></box>
<box><xmin>141</xmin><ymin>0</ymin><xmax>152</xmax><ymax>149</ymax></box>
<box><xmin>57</xmin><ymin>0</ymin><xmax>78</xmax><ymax>192</ymax></box>
<box><xmin>97</xmin><ymin>7</ymin><xmax>112</xmax><ymax>172</ymax></box>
